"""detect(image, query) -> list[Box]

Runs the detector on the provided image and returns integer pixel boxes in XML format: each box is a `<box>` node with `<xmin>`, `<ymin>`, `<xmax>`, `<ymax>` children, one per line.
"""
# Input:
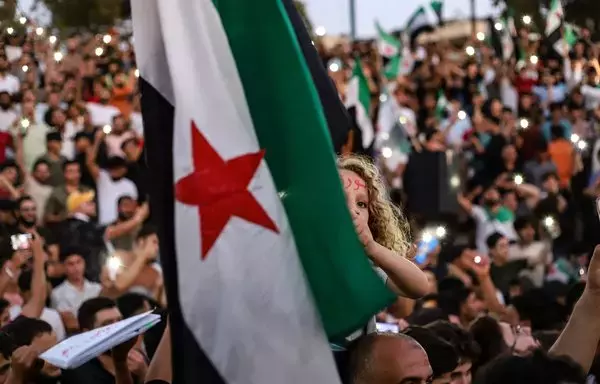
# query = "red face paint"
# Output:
<box><xmin>354</xmin><ymin>179</ymin><xmax>367</xmax><ymax>191</ymax></box>
<box><xmin>344</xmin><ymin>177</ymin><xmax>352</xmax><ymax>189</ymax></box>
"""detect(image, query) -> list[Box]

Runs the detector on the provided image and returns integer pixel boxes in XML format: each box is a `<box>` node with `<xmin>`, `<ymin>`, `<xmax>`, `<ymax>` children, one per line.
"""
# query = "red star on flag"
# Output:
<box><xmin>175</xmin><ymin>121</ymin><xmax>279</xmax><ymax>259</ymax></box>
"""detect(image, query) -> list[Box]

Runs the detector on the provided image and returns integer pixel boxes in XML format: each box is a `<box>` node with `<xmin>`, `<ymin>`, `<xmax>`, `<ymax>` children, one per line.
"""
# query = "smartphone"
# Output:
<box><xmin>376</xmin><ymin>323</ymin><xmax>400</xmax><ymax>334</ymax></box>
<box><xmin>10</xmin><ymin>233</ymin><xmax>32</xmax><ymax>251</ymax></box>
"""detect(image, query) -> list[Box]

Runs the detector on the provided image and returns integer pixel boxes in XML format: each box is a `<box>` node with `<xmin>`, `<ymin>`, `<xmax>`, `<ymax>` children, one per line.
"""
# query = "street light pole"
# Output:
<box><xmin>470</xmin><ymin>0</ymin><xmax>476</xmax><ymax>35</ymax></box>
<box><xmin>350</xmin><ymin>0</ymin><xmax>357</xmax><ymax>40</ymax></box>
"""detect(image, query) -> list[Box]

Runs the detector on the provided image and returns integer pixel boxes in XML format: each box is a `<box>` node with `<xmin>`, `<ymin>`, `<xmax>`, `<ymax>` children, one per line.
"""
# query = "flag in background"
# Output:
<box><xmin>375</xmin><ymin>21</ymin><xmax>401</xmax><ymax>58</ymax></box>
<box><xmin>564</xmin><ymin>23</ymin><xmax>579</xmax><ymax>49</ymax></box>
<box><xmin>406</xmin><ymin>5</ymin><xmax>434</xmax><ymax>46</ymax></box>
<box><xmin>500</xmin><ymin>14</ymin><xmax>516</xmax><ymax>61</ymax></box>
<box><xmin>346</xmin><ymin>59</ymin><xmax>375</xmax><ymax>148</ymax></box>
<box><xmin>545</xmin><ymin>0</ymin><xmax>566</xmax><ymax>56</ymax></box>
<box><xmin>383</xmin><ymin>55</ymin><xmax>401</xmax><ymax>80</ymax></box>
<box><xmin>430</xmin><ymin>0</ymin><xmax>444</xmax><ymax>25</ymax></box>
<box><xmin>132</xmin><ymin>0</ymin><xmax>394</xmax><ymax>383</ymax></box>
<box><xmin>435</xmin><ymin>90</ymin><xmax>449</xmax><ymax>121</ymax></box>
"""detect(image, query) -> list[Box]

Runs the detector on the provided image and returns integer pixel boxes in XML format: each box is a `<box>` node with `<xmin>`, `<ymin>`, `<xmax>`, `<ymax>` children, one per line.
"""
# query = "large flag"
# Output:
<box><xmin>375</xmin><ymin>21</ymin><xmax>401</xmax><ymax>58</ymax></box>
<box><xmin>545</xmin><ymin>0</ymin><xmax>566</xmax><ymax>56</ymax></box>
<box><xmin>132</xmin><ymin>0</ymin><xmax>394</xmax><ymax>383</ymax></box>
<box><xmin>346</xmin><ymin>59</ymin><xmax>375</xmax><ymax>148</ymax></box>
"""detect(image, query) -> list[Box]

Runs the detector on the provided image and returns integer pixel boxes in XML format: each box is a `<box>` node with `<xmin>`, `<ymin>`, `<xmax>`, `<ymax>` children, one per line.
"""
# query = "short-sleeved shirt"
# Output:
<box><xmin>471</xmin><ymin>205</ymin><xmax>517</xmax><ymax>254</ymax></box>
<box><xmin>97</xmin><ymin>169</ymin><xmax>138</xmax><ymax>225</ymax></box>
<box><xmin>35</xmin><ymin>153</ymin><xmax>67</xmax><ymax>187</ymax></box>
<box><xmin>51</xmin><ymin>279</ymin><xmax>102</xmax><ymax>315</ymax></box>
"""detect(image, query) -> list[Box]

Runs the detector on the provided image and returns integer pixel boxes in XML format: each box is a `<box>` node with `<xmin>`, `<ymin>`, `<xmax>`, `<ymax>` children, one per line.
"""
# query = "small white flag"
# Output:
<box><xmin>40</xmin><ymin>311</ymin><xmax>161</xmax><ymax>369</ymax></box>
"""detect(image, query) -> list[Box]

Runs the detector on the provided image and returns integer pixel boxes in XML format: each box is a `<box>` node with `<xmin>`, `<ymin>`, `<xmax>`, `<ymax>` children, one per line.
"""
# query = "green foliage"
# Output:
<box><xmin>294</xmin><ymin>0</ymin><xmax>314</xmax><ymax>36</ymax></box>
<box><xmin>39</xmin><ymin>0</ymin><xmax>122</xmax><ymax>32</ymax></box>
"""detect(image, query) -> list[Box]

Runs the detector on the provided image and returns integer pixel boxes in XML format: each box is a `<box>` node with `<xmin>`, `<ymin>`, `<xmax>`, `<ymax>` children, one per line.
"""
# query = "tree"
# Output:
<box><xmin>39</xmin><ymin>0</ymin><xmax>122</xmax><ymax>32</ymax></box>
<box><xmin>294</xmin><ymin>0</ymin><xmax>314</xmax><ymax>36</ymax></box>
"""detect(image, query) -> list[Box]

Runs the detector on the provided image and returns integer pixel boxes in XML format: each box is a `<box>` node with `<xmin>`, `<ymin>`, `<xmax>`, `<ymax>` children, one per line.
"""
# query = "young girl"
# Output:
<box><xmin>338</xmin><ymin>155</ymin><xmax>429</xmax><ymax>301</ymax></box>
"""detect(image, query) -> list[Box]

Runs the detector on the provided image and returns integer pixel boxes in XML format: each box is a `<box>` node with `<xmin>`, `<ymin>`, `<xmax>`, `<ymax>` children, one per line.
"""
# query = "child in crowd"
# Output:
<box><xmin>337</xmin><ymin>155</ymin><xmax>429</xmax><ymax>338</ymax></box>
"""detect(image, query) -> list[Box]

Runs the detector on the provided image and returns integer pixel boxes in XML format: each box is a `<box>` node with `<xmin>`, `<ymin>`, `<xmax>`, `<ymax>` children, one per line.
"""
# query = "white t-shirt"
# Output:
<box><xmin>471</xmin><ymin>205</ymin><xmax>518</xmax><ymax>254</ymax></box>
<box><xmin>97</xmin><ymin>169</ymin><xmax>138</xmax><ymax>225</ymax></box>
<box><xmin>86</xmin><ymin>102</ymin><xmax>120</xmax><ymax>127</ymax></box>
<box><xmin>60</xmin><ymin>121</ymin><xmax>81</xmax><ymax>160</ymax></box>
<box><xmin>51</xmin><ymin>279</ymin><xmax>102</xmax><ymax>315</ymax></box>
<box><xmin>0</xmin><ymin>108</ymin><xmax>17</xmax><ymax>132</ymax></box>
<box><xmin>0</xmin><ymin>73</ymin><xmax>20</xmax><ymax>94</ymax></box>
<box><xmin>9</xmin><ymin>305</ymin><xmax>66</xmax><ymax>341</ymax></box>
<box><xmin>130</xmin><ymin>112</ymin><xmax>144</xmax><ymax>137</ymax></box>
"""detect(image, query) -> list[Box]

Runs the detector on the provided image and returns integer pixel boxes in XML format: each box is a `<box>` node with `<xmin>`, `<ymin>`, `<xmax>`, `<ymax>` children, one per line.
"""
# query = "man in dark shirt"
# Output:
<box><xmin>61</xmin><ymin>297</ymin><xmax>146</xmax><ymax>384</ymax></box>
<box><xmin>487</xmin><ymin>232</ymin><xmax>528</xmax><ymax>298</ymax></box>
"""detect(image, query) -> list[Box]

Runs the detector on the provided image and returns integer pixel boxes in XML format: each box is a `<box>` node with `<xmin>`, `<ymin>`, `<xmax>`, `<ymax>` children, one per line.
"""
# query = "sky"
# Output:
<box><xmin>303</xmin><ymin>0</ymin><xmax>498</xmax><ymax>38</ymax></box>
<box><xmin>17</xmin><ymin>0</ymin><xmax>498</xmax><ymax>36</ymax></box>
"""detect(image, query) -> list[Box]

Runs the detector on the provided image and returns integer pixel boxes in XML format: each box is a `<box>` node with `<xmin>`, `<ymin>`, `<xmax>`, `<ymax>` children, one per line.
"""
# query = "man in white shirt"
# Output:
<box><xmin>86</xmin><ymin>87</ymin><xmax>120</xmax><ymax>127</ymax></box>
<box><xmin>51</xmin><ymin>247</ymin><xmax>102</xmax><ymax>332</ymax></box>
<box><xmin>0</xmin><ymin>55</ymin><xmax>20</xmax><ymax>95</ymax></box>
<box><xmin>0</xmin><ymin>91</ymin><xmax>17</xmax><ymax>132</ymax></box>
<box><xmin>86</xmin><ymin>136</ymin><xmax>138</xmax><ymax>224</ymax></box>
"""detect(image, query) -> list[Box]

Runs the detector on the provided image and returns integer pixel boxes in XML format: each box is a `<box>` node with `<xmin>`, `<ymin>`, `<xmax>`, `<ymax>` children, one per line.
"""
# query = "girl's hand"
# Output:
<box><xmin>353</xmin><ymin>217</ymin><xmax>376</xmax><ymax>254</ymax></box>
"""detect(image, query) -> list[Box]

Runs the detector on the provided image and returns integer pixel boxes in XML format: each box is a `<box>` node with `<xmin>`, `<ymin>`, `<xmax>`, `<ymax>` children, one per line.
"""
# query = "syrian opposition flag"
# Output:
<box><xmin>131</xmin><ymin>0</ymin><xmax>394</xmax><ymax>382</ymax></box>
<box><xmin>406</xmin><ymin>6</ymin><xmax>434</xmax><ymax>46</ymax></box>
<box><xmin>500</xmin><ymin>15</ymin><xmax>516</xmax><ymax>61</ymax></box>
<box><xmin>375</xmin><ymin>21</ymin><xmax>401</xmax><ymax>58</ymax></box>
<box><xmin>435</xmin><ymin>90</ymin><xmax>449</xmax><ymax>121</ymax></box>
<box><xmin>430</xmin><ymin>0</ymin><xmax>444</xmax><ymax>25</ymax></box>
<box><xmin>545</xmin><ymin>0</ymin><xmax>566</xmax><ymax>56</ymax></box>
<box><xmin>346</xmin><ymin>59</ymin><xmax>375</xmax><ymax>148</ymax></box>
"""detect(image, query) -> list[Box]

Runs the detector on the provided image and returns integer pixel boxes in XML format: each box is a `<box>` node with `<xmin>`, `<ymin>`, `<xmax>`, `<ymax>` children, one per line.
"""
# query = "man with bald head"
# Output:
<box><xmin>347</xmin><ymin>332</ymin><xmax>433</xmax><ymax>384</ymax></box>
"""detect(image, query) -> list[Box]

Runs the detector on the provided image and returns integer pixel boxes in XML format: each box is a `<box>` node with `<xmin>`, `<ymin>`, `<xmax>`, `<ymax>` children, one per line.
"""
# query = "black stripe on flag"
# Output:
<box><xmin>280</xmin><ymin>0</ymin><xmax>354</xmax><ymax>154</ymax></box>
<box><xmin>140</xmin><ymin>77</ymin><xmax>226</xmax><ymax>384</ymax></box>
<box><xmin>546</xmin><ymin>26</ymin><xmax>563</xmax><ymax>56</ymax></box>
<box><xmin>487</xmin><ymin>18</ymin><xmax>503</xmax><ymax>59</ymax></box>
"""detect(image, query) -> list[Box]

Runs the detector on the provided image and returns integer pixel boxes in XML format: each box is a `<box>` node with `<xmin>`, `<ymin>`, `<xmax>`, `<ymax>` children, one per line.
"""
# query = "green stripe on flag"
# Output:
<box><xmin>384</xmin><ymin>55</ymin><xmax>400</xmax><ymax>80</ymax></box>
<box><xmin>213</xmin><ymin>0</ymin><xmax>395</xmax><ymax>339</ymax></box>
<box><xmin>352</xmin><ymin>59</ymin><xmax>371</xmax><ymax>115</ymax></box>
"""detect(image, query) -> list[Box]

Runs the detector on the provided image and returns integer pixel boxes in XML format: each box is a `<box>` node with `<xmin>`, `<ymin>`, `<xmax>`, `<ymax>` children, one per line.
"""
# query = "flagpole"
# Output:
<box><xmin>349</xmin><ymin>0</ymin><xmax>356</xmax><ymax>40</ymax></box>
<box><xmin>470</xmin><ymin>0</ymin><xmax>476</xmax><ymax>35</ymax></box>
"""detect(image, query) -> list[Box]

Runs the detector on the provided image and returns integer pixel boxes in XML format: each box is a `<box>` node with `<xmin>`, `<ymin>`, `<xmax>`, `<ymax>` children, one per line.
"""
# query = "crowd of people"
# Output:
<box><xmin>0</xmin><ymin>5</ymin><xmax>600</xmax><ymax>384</ymax></box>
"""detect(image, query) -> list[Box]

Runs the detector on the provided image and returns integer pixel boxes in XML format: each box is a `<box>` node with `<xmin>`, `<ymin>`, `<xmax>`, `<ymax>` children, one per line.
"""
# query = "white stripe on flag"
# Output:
<box><xmin>346</xmin><ymin>77</ymin><xmax>374</xmax><ymax>148</ymax></box>
<box><xmin>132</xmin><ymin>0</ymin><xmax>342</xmax><ymax>383</ymax></box>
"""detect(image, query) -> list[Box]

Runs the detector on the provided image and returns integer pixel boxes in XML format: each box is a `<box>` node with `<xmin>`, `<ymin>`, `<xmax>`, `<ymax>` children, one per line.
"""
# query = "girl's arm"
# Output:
<box><xmin>366</xmin><ymin>243</ymin><xmax>430</xmax><ymax>299</ymax></box>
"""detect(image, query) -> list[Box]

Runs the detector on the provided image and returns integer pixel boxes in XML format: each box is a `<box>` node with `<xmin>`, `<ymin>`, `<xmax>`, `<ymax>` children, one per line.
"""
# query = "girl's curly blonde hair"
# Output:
<box><xmin>337</xmin><ymin>154</ymin><xmax>412</xmax><ymax>257</ymax></box>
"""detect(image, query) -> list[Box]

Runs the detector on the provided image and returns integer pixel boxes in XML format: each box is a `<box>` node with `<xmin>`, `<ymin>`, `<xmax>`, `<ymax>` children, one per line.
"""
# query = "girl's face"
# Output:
<box><xmin>339</xmin><ymin>169</ymin><xmax>370</xmax><ymax>230</ymax></box>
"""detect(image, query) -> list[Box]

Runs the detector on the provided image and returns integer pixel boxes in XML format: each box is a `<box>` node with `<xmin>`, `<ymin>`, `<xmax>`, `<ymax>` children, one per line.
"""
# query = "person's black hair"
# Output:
<box><xmin>438</xmin><ymin>277</ymin><xmax>467</xmax><ymax>293</ymax></box>
<box><xmin>78</xmin><ymin>297</ymin><xmax>117</xmax><ymax>331</ymax></box>
<box><xmin>511</xmin><ymin>289</ymin><xmax>566</xmax><ymax>331</ymax></box>
<box><xmin>0</xmin><ymin>316</ymin><xmax>52</xmax><ymax>356</ymax></box>
<box><xmin>61</xmin><ymin>159</ymin><xmax>79</xmax><ymax>172</ymax></box>
<box><xmin>17</xmin><ymin>269</ymin><xmax>32</xmax><ymax>293</ymax></box>
<box><xmin>15</xmin><ymin>195</ymin><xmax>34</xmax><ymax>210</ymax></box>
<box><xmin>469</xmin><ymin>316</ymin><xmax>509</xmax><ymax>372</ymax></box>
<box><xmin>0</xmin><ymin>298</ymin><xmax>9</xmax><ymax>313</ymax></box>
<box><xmin>541</xmin><ymin>171</ymin><xmax>559</xmax><ymax>183</ymax></box>
<box><xmin>486</xmin><ymin>232</ymin><xmax>505</xmax><ymax>250</ymax></box>
<box><xmin>59</xmin><ymin>245</ymin><xmax>88</xmax><ymax>263</ymax></box>
<box><xmin>437</xmin><ymin>288</ymin><xmax>471</xmax><ymax>316</ymax></box>
<box><xmin>136</xmin><ymin>223</ymin><xmax>157</xmax><ymax>242</ymax></box>
<box><xmin>426</xmin><ymin>320</ymin><xmax>481</xmax><ymax>362</ymax></box>
<box><xmin>474</xmin><ymin>349</ymin><xmax>586</xmax><ymax>384</ymax></box>
<box><xmin>549</xmin><ymin>102</ymin><xmax>563</xmax><ymax>113</ymax></box>
<box><xmin>440</xmin><ymin>245</ymin><xmax>468</xmax><ymax>264</ymax></box>
<box><xmin>105</xmin><ymin>156</ymin><xmax>127</xmax><ymax>170</ymax></box>
<box><xmin>532</xmin><ymin>330</ymin><xmax>561</xmax><ymax>351</ymax></box>
<box><xmin>406</xmin><ymin>307</ymin><xmax>448</xmax><ymax>326</ymax></box>
<box><xmin>550</xmin><ymin>124</ymin><xmax>564</xmax><ymax>140</ymax></box>
<box><xmin>424</xmin><ymin>128</ymin><xmax>439</xmax><ymax>142</ymax></box>
<box><xmin>514</xmin><ymin>216</ymin><xmax>535</xmax><ymax>232</ymax></box>
<box><xmin>0</xmin><ymin>159</ymin><xmax>17</xmax><ymax>172</ymax></box>
<box><xmin>32</xmin><ymin>158</ymin><xmax>50</xmax><ymax>172</ymax></box>
<box><xmin>116</xmin><ymin>293</ymin><xmax>148</xmax><ymax>319</ymax></box>
<box><xmin>117</xmin><ymin>195</ymin><xmax>135</xmax><ymax>206</ymax></box>
<box><xmin>45</xmin><ymin>131</ymin><xmax>61</xmax><ymax>143</ymax></box>
<box><xmin>403</xmin><ymin>326</ymin><xmax>459</xmax><ymax>378</ymax></box>
<box><xmin>73</xmin><ymin>131</ymin><xmax>92</xmax><ymax>143</ymax></box>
